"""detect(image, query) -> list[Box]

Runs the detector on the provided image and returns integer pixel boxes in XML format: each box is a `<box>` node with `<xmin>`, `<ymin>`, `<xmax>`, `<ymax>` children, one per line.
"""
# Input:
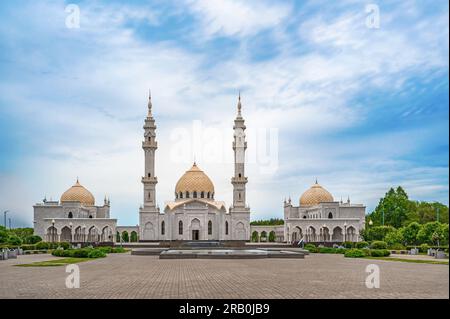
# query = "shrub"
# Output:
<box><xmin>87</xmin><ymin>249</ymin><xmax>107</xmax><ymax>258</ymax></box>
<box><xmin>21</xmin><ymin>244</ymin><xmax>37</xmax><ymax>251</ymax></box>
<box><xmin>57</xmin><ymin>242</ymin><xmax>70</xmax><ymax>250</ymax></box>
<box><xmin>318</xmin><ymin>247</ymin><xmax>336</xmax><ymax>254</ymax></box>
<box><xmin>344</xmin><ymin>249</ymin><xmax>366</xmax><ymax>258</ymax></box>
<box><xmin>343</xmin><ymin>241</ymin><xmax>354</xmax><ymax>249</ymax></box>
<box><xmin>7</xmin><ymin>236</ymin><xmax>23</xmax><ymax>246</ymax></box>
<box><xmin>304</xmin><ymin>244</ymin><xmax>318</xmax><ymax>253</ymax></box>
<box><xmin>388</xmin><ymin>243</ymin><xmax>406</xmax><ymax>250</ymax></box>
<box><xmin>23</xmin><ymin>235</ymin><xmax>42</xmax><ymax>244</ymax></box>
<box><xmin>370</xmin><ymin>249</ymin><xmax>391</xmax><ymax>257</ymax></box>
<box><xmin>98</xmin><ymin>246</ymin><xmax>113</xmax><ymax>254</ymax></box>
<box><xmin>335</xmin><ymin>248</ymin><xmax>346</xmax><ymax>254</ymax></box>
<box><xmin>419</xmin><ymin>243</ymin><xmax>430</xmax><ymax>253</ymax></box>
<box><xmin>370</xmin><ymin>241</ymin><xmax>388</xmax><ymax>250</ymax></box>
<box><xmin>112</xmin><ymin>247</ymin><xmax>126</xmax><ymax>253</ymax></box>
<box><xmin>71</xmin><ymin>248</ymin><xmax>94</xmax><ymax>258</ymax></box>
<box><xmin>36</xmin><ymin>242</ymin><xmax>50</xmax><ymax>250</ymax></box>
<box><xmin>355</xmin><ymin>241</ymin><xmax>369</xmax><ymax>249</ymax></box>
<box><xmin>361</xmin><ymin>248</ymin><xmax>371</xmax><ymax>256</ymax></box>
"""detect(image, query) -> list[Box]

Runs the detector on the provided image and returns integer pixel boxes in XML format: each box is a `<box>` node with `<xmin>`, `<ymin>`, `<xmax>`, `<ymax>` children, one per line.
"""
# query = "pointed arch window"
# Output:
<box><xmin>186</xmin><ymin>191</ymin><xmax>190</xmax><ymax>198</ymax></box>
<box><xmin>68</xmin><ymin>212</ymin><xmax>73</xmax><ymax>218</ymax></box>
<box><xmin>193</xmin><ymin>191</ymin><xmax>197</xmax><ymax>198</ymax></box>
<box><xmin>208</xmin><ymin>220</ymin><xmax>212</xmax><ymax>235</ymax></box>
<box><xmin>178</xmin><ymin>221</ymin><xmax>183</xmax><ymax>235</ymax></box>
<box><xmin>180</xmin><ymin>192</ymin><xmax>183</xmax><ymax>199</ymax></box>
<box><xmin>161</xmin><ymin>221</ymin><xmax>165</xmax><ymax>235</ymax></box>
<box><xmin>225</xmin><ymin>221</ymin><xmax>229</xmax><ymax>235</ymax></box>
<box><xmin>328</xmin><ymin>212</ymin><xmax>333</xmax><ymax>219</ymax></box>
<box><xmin>201</xmin><ymin>191</ymin><xmax>204</xmax><ymax>198</ymax></box>
<box><xmin>207</xmin><ymin>192</ymin><xmax>210</xmax><ymax>199</ymax></box>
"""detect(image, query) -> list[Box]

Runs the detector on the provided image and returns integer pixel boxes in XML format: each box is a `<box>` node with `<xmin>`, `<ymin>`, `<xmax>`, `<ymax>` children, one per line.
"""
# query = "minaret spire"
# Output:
<box><xmin>237</xmin><ymin>91</ymin><xmax>242</xmax><ymax>118</ymax></box>
<box><xmin>147</xmin><ymin>89</ymin><xmax>153</xmax><ymax>117</ymax></box>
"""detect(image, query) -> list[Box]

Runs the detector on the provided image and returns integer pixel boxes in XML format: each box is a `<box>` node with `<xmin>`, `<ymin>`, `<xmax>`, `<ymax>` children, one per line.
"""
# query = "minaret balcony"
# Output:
<box><xmin>142</xmin><ymin>141</ymin><xmax>158</xmax><ymax>149</ymax></box>
<box><xmin>231</xmin><ymin>176</ymin><xmax>248</xmax><ymax>184</ymax></box>
<box><xmin>142</xmin><ymin>176</ymin><xmax>158</xmax><ymax>184</ymax></box>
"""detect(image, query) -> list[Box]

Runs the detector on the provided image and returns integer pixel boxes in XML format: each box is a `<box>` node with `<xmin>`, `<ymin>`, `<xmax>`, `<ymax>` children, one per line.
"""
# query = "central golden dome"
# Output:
<box><xmin>60</xmin><ymin>179</ymin><xmax>95</xmax><ymax>206</ymax></box>
<box><xmin>299</xmin><ymin>181</ymin><xmax>333</xmax><ymax>206</ymax></box>
<box><xmin>175</xmin><ymin>163</ymin><xmax>214</xmax><ymax>196</ymax></box>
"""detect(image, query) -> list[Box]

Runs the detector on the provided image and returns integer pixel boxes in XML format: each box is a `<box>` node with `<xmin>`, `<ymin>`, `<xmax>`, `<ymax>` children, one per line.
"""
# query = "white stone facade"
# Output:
<box><xmin>33</xmin><ymin>198</ymin><xmax>117</xmax><ymax>243</ymax></box>
<box><xmin>284</xmin><ymin>198</ymin><xmax>366</xmax><ymax>243</ymax></box>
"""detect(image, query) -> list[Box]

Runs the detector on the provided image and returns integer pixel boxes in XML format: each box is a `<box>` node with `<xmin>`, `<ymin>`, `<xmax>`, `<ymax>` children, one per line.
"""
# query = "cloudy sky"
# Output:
<box><xmin>0</xmin><ymin>0</ymin><xmax>448</xmax><ymax>227</ymax></box>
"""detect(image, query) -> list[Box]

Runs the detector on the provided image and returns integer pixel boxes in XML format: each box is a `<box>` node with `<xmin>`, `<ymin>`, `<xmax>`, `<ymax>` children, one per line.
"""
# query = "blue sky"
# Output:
<box><xmin>0</xmin><ymin>0</ymin><xmax>448</xmax><ymax>227</ymax></box>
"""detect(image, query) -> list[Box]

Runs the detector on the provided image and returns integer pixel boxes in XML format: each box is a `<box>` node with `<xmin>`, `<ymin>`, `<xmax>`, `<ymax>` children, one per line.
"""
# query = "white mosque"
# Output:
<box><xmin>33</xmin><ymin>92</ymin><xmax>365</xmax><ymax>244</ymax></box>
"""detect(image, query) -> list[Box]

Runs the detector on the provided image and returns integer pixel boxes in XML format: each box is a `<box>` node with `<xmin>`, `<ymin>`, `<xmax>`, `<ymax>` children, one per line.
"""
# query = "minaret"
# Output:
<box><xmin>141</xmin><ymin>90</ymin><xmax>158</xmax><ymax>211</ymax></box>
<box><xmin>231</xmin><ymin>93</ymin><xmax>248</xmax><ymax>209</ymax></box>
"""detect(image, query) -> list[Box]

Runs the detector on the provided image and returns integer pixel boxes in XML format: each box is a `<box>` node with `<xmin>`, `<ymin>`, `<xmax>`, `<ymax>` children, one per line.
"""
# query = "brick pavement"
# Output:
<box><xmin>0</xmin><ymin>253</ymin><xmax>448</xmax><ymax>298</ymax></box>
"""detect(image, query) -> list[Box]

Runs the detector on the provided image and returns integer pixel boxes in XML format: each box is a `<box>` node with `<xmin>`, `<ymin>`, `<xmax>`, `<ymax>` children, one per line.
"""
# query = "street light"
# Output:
<box><xmin>344</xmin><ymin>222</ymin><xmax>348</xmax><ymax>242</ymax></box>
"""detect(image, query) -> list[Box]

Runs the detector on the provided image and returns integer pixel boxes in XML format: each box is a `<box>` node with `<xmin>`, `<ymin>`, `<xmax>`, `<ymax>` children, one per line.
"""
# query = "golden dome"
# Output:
<box><xmin>299</xmin><ymin>181</ymin><xmax>334</xmax><ymax>206</ymax></box>
<box><xmin>60</xmin><ymin>179</ymin><xmax>95</xmax><ymax>206</ymax></box>
<box><xmin>175</xmin><ymin>163</ymin><xmax>214</xmax><ymax>196</ymax></box>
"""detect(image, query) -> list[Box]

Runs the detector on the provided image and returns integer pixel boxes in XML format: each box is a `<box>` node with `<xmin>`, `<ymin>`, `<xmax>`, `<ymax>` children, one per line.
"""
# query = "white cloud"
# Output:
<box><xmin>186</xmin><ymin>0</ymin><xmax>291</xmax><ymax>38</ymax></box>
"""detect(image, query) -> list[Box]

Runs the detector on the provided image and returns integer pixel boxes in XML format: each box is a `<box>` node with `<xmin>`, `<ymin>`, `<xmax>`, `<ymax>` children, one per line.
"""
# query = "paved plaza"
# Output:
<box><xmin>0</xmin><ymin>253</ymin><xmax>448</xmax><ymax>299</ymax></box>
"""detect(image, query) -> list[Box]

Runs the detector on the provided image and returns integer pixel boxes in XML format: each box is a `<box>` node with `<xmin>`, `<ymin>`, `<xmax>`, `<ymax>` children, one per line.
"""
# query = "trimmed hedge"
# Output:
<box><xmin>370</xmin><ymin>241</ymin><xmax>388</xmax><ymax>249</ymax></box>
<box><xmin>388</xmin><ymin>243</ymin><xmax>406</xmax><ymax>250</ymax></box>
<box><xmin>87</xmin><ymin>249</ymin><xmax>107</xmax><ymax>258</ymax></box>
<box><xmin>343</xmin><ymin>241</ymin><xmax>354</xmax><ymax>249</ymax></box>
<box><xmin>370</xmin><ymin>249</ymin><xmax>390</xmax><ymax>257</ymax></box>
<box><xmin>344</xmin><ymin>249</ymin><xmax>366</xmax><ymax>258</ymax></box>
<box><xmin>355</xmin><ymin>241</ymin><xmax>369</xmax><ymax>249</ymax></box>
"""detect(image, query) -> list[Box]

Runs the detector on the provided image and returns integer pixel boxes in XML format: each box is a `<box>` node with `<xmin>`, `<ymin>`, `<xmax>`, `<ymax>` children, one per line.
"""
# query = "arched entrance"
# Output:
<box><xmin>87</xmin><ymin>226</ymin><xmax>100</xmax><ymax>242</ymax></box>
<box><xmin>60</xmin><ymin>226</ymin><xmax>72</xmax><ymax>242</ymax></box>
<box><xmin>190</xmin><ymin>218</ymin><xmax>201</xmax><ymax>240</ymax></box>
<box><xmin>346</xmin><ymin>226</ymin><xmax>356</xmax><ymax>242</ymax></box>
<box><xmin>332</xmin><ymin>226</ymin><xmax>343</xmax><ymax>242</ymax></box>
<box><xmin>101</xmin><ymin>226</ymin><xmax>112</xmax><ymax>242</ymax></box>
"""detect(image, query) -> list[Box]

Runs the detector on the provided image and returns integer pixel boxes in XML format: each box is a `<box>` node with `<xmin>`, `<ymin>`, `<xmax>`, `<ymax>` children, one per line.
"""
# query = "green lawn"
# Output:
<box><xmin>15</xmin><ymin>258</ymin><xmax>93</xmax><ymax>267</ymax></box>
<box><xmin>364</xmin><ymin>256</ymin><xmax>449</xmax><ymax>265</ymax></box>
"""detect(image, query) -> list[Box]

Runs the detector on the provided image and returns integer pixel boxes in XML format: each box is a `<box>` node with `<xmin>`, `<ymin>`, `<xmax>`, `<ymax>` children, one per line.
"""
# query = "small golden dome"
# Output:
<box><xmin>299</xmin><ymin>181</ymin><xmax>333</xmax><ymax>206</ymax></box>
<box><xmin>175</xmin><ymin>163</ymin><xmax>215</xmax><ymax>195</ymax></box>
<box><xmin>60</xmin><ymin>179</ymin><xmax>95</xmax><ymax>206</ymax></box>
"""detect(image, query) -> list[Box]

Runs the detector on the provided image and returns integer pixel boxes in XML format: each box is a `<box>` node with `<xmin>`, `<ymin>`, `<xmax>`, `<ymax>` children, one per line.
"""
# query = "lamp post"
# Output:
<box><xmin>69</xmin><ymin>222</ymin><xmax>73</xmax><ymax>243</ymax></box>
<box><xmin>3</xmin><ymin>210</ymin><xmax>9</xmax><ymax>228</ymax></box>
<box><xmin>344</xmin><ymin>222</ymin><xmax>347</xmax><ymax>243</ymax></box>
<box><xmin>8</xmin><ymin>218</ymin><xmax>11</xmax><ymax>230</ymax></box>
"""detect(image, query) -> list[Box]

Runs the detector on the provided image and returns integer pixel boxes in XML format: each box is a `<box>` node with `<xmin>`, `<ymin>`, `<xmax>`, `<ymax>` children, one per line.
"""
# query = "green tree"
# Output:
<box><xmin>251</xmin><ymin>231</ymin><xmax>259</xmax><ymax>242</ymax></box>
<box><xmin>409</xmin><ymin>202</ymin><xmax>449</xmax><ymax>224</ymax></box>
<box><xmin>0</xmin><ymin>226</ymin><xmax>8</xmax><ymax>243</ymax></box>
<box><xmin>440</xmin><ymin>224</ymin><xmax>449</xmax><ymax>246</ymax></box>
<box><xmin>401</xmin><ymin>222</ymin><xmax>422</xmax><ymax>246</ymax></box>
<box><xmin>361</xmin><ymin>225</ymin><xmax>396</xmax><ymax>242</ymax></box>
<box><xmin>417</xmin><ymin>222</ymin><xmax>445</xmax><ymax>245</ymax></box>
<box><xmin>250</xmin><ymin>218</ymin><xmax>284</xmax><ymax>226</ymax></box>
<box><xmin>268</xmin><ymin>231</ymin><xmax>276</xmax><ymax>242</ymax></box>
<box><xmin>368</xmin><ymin>187</ymin><xmax>413</xmax><ymax>228</ymax></box>
<box><xmin>384</xmin><ymin>229</ymin><xmax>404</xmax><ymax>246</ymax></box>
<box><xmin>121</xmin><ymin>231</ymin><xmax>129</xmax><ymax>243</ymax></box>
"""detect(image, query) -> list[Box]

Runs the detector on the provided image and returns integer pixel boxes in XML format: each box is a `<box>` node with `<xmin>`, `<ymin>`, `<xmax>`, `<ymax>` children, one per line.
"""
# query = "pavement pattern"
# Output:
<box><xmin>0</xmin><ymin>253</ymin><xmax>448</xmax><ymax>299</ymax></box>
